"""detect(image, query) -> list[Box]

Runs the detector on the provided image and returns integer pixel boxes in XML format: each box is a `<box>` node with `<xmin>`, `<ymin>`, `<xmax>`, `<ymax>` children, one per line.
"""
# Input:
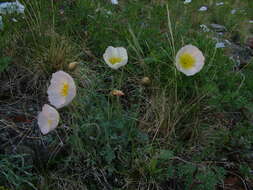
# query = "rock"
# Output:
<box><xmin>210</xmin><ymin>23</ymin><xmax>226</xmax><ymax>32</ymax></box>
<box><xmin>11</xmin><ymin>18</ymin><xmax>18</xmax><ymax>22</ymax></box>
<box><xmin>111</xmin><ymin>0</ymin><xmax>118</xmax><ymax>5</ymax></box>
<box><xmin>140</xmin><ymin>77</ymin><xmax>151</xmax><ymax>86</ymax></box>
<box><xmin>0</xmin><ymin>16</ymin><xmax>3</xmax><ymax>30</ymax></box>
<box><xmin>215</xmin><ymin>42</ymin><xmax>225</xmax><ymax>48</ymax></box>
<box><xmin>0</xmin><ymin>1</ymin><xmax>25</xmax><ymax>14</ymax></box>
<box><xmin>246</xmin><ymin>37</ymin><xmax>253</xmax><ymax>49</ymax></box>
<box><xmin>200</xmin><ymin>24</ymin><xmax>210</xmax><ymax>32</ymax></box>
<box><xmin>184</xmin><ymin>0</ymin><xmax>191</xmax><ymax>4</ymax></box>
<box><xmin>231</xmin><ymin>9</ymin><xmax>237</xmax><ymax>14</ymax></box>
<box><xmin>216</xmin><ymin>2</ymin><xmax>224</xmax><ymax>6</ymax></box>
<box><xmin>199</xmin><ymin>6</ymin><xmax>208</xmax><ymax>11</ymax></box>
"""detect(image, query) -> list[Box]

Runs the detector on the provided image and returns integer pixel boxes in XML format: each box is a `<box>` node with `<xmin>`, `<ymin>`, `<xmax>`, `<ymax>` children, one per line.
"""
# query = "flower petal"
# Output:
<box><xmin>38</xmin><ymin>104</ymin><xmax>59</xmax><ymax>135</ymax></box>
<box><xmin>47</xmin><ymin>71</ymin><xmax>76</xmax><ymax>108</ymax></box>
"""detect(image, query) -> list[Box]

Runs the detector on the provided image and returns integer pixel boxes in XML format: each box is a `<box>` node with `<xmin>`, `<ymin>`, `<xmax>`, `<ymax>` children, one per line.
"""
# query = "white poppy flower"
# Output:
<box><xmin>103</xmin><ymin>46</ymin><xmax>128</xmax><ymax>70</ymax></box>
<box><xmin>47</xmin><ymin>71</ymin><xmax>76</xmax><ymax>109</ymax></box>
<box><xmin>175</xmin><ymin>45</ymin><xmax>205</xmax><ymax>76</ymax></box>
<box><xmin>38</xmin><ymin>104</ymin><xmax>60</xmax><ymax>135</ymax></box>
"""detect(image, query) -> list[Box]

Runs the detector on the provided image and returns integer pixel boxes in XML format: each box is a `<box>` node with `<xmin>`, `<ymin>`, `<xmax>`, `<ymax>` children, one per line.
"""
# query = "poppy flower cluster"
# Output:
<box><xmin>37</xmin><ymin>44</ymin><xmax>205</xmax><ymax>134</ymax></box>
<box><xmin>37</xmin><ymin>71</ymin><xmax>76</xmax><ymax>135</ymax></box>
<box><xmin>103</xmin><ymin>45</ymin><xmax>205</xmax><ymax>75</ymax></box>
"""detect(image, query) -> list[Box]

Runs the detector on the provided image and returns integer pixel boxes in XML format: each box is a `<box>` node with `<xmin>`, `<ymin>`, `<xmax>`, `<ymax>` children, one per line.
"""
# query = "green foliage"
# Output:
<box><xmin>176</xmin><ymin>164</ymin><xmax>226</xmax><ymax>190</ymax></box>
<box><xmin>0</xmin><ymin>154</ymin><xmax>36</xmax><ymax>190</ymax></box>
<box><xmin>0</xmin><ymin>57</ymin><xmax>11</xmax><ymax>72</ymax></box>
<box><xmin>0</xmin><ymin>0</ymin><xmax>252</xmax><ymax>189</ymax></box>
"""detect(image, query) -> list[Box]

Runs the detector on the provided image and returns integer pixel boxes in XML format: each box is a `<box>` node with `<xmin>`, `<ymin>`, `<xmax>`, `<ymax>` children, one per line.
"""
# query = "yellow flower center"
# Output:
<box><xmin>108</xmin><ymin>57</ymin><xmax>123</xmax><ymax>65</ymax></box>
<box><xmin>60</xmin><ymin>82</ymin><xmax>69</xmax><ymax>97</ymax></box>
<box><xmin>179</xmin><ymin>53</ymin><xmax>196</xmax><ymax>69</ymax></box>
<box><xmin>47</xmin><ymin>119</ymin><xmax>52</xmax><ymax>126</ymax></box>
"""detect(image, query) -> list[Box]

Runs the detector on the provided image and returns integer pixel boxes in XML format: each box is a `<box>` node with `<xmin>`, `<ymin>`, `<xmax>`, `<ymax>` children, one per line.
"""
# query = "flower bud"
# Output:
<box><xmin>140</xmin><ymin>77</ymin><xmax>151</xmax><ymax>86</ymax></box>
<box><xmin>68</xmin><ymin>62</ymin><xmax>78</xmax><ymax>70</ymax></box>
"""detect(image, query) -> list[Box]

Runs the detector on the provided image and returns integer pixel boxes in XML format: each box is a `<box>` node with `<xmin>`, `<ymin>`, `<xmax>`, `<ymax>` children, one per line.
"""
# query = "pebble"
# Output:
<box><xmin>0</xmin><ymin>1</ymin><xmax>25</xmax><ymax>14</ymax></box>
<box><xmin>0</xmin><ymin>16</ymin><xmax>3</xmax><ymax>30</ymax></box>
<box><xmin>184</xmin><ymin>0</ymin><xmax>192</xmax><ymax>4</ymax></box>
<box><xmin>111</xmin><ymin>0</ymin><xmax>118</xmax><ymax>5</ymax></box>
<box><xmin>210</xmin><ymin>23</ymin><xmax>226</xmax><ymax>32</ymax></box>
<box><xmin>246</xmin><ymin>37</ymin><xmax>253</xmax><ymax>49</ymax></box>
<box><xmin>200</xmin><ymin>24</ymin><xmax>210</xmax><ymax>32</ymax></box>
<box><xmin>199</xmin><ymin>6</ymin><xmax>208</xmax><ymax>11</ymax></box>
<box><xmin>12</xmin><ymin>18</ymin><xmax>18</xmax><ymax>22</ymax></box>
<box><xmin>215</xmin><ymin>42</ymin><xmax>225</xmax><ymax>48</ymax></box>
<box><xmin>216</xmin><ymin>2</ymin><xmax>224</xmax><ymax>6</ymax></box>
<box><xmin>231</xmin><ymin>9</ymin><xmax>236</xmax><ymax>14</ymax></box>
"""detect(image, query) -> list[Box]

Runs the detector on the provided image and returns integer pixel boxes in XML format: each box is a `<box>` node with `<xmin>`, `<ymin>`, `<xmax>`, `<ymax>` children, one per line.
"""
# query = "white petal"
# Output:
<box><xmin>105</xmin><ymin>46</ymin><xmax>118</xmax><ymax>58</ymax></box>
<box><xmin>38</xmin><ymin>112</ymin><xmax>50</xmax><ymax>135</ymax></box>
<box><xmin>62</xmin><ymin>81</ymin><xmax>76</xmax><ymax>108</ymax></box>
<box><xmin>47</xmin><ymin>71</ymin><xmax>76</xmax><ymax>108</ymax></box>
<box><xmin>118</xmin><ymin>47</ymin><xmax>128</xmax><ymax>59</ymax></box>
<box><xmin>48</xmin><ymin>94</ymin><xmax>66</xmax><ymax>109</ymax></box>
<box><xmin>38</xmin><ymin>104</ymin><xmax>59</xmax><ymax>135</ymax></box>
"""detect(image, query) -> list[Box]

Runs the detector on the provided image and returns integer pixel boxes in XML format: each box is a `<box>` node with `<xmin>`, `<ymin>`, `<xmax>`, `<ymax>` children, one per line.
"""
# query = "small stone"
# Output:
<box><xmin>140</xmin><ymin>77</ymin><xmax>151</xmax><ymax>86</ymax></box>
<box><xmin>59</xmin><ymin>9</ymin><xmax>64</xmax><ymax>15</ymax></box>
<box><xmin>216</xmin><ymin>2</ymin><xmax>224</xmax><ymax>6</ymax></box>
<box><xmin>246</xmin><ymin>37</ymin><xmax>253</xmax><ymax>49</ymax></box>
<box><xmin>110</xmin><ymin>90</ymin><xmax>124</xmax><ymax>96</ymax></box>
<box><xmin>200</xmin><ymin>24</ymin><xmax>210</xmax><ymax>32</ymax></box>
<box><xmin>199</xmin><ymin>6</ymin><xmax>208</xmax><ymax>11</ymax></box>
<box><xmin>231</xmin><ymin>9</ymin><xmax>236</xmax><ymax>14</ymax></box>
<box><xmin>210</xmin><ymin>23</ymin><xmax>226</xmax><ymax>32</ymax></box>
<box><xmin>107</xmin><ymin>10</ymin><xmax>112</xmax><ymax>15</ymax></box>
<box><xmin>0</xmin><ymin>16</ymin><xmax>3</xmax><ymax>30</ymax></box>
<box><xmin>225</xmin><ymin>40</ymin><xmax>231</xmax><ymax>45</ymax></box>
<box><xmin>215</xmin><ymin>42</ymin><xmax>225</xmax><ymax>48</ymax></box>
<box><xmin>12</xmin><ymin>18</ymin><xmax>18</xmax><ymax>22</ymax></box>
<box><xmin>111</xmin><ymin>0</ymin><xmax>118</xmax><ymax>5</ymax></box>
<box><xmin>0</xmin><ymin>1</ymin><xmax>25</xmax><ymax>14</ymax></box>
<box><xmin>184</xmin><ymin>0</ymin><xmax>191</xmax><ymax>4</ymax></box>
